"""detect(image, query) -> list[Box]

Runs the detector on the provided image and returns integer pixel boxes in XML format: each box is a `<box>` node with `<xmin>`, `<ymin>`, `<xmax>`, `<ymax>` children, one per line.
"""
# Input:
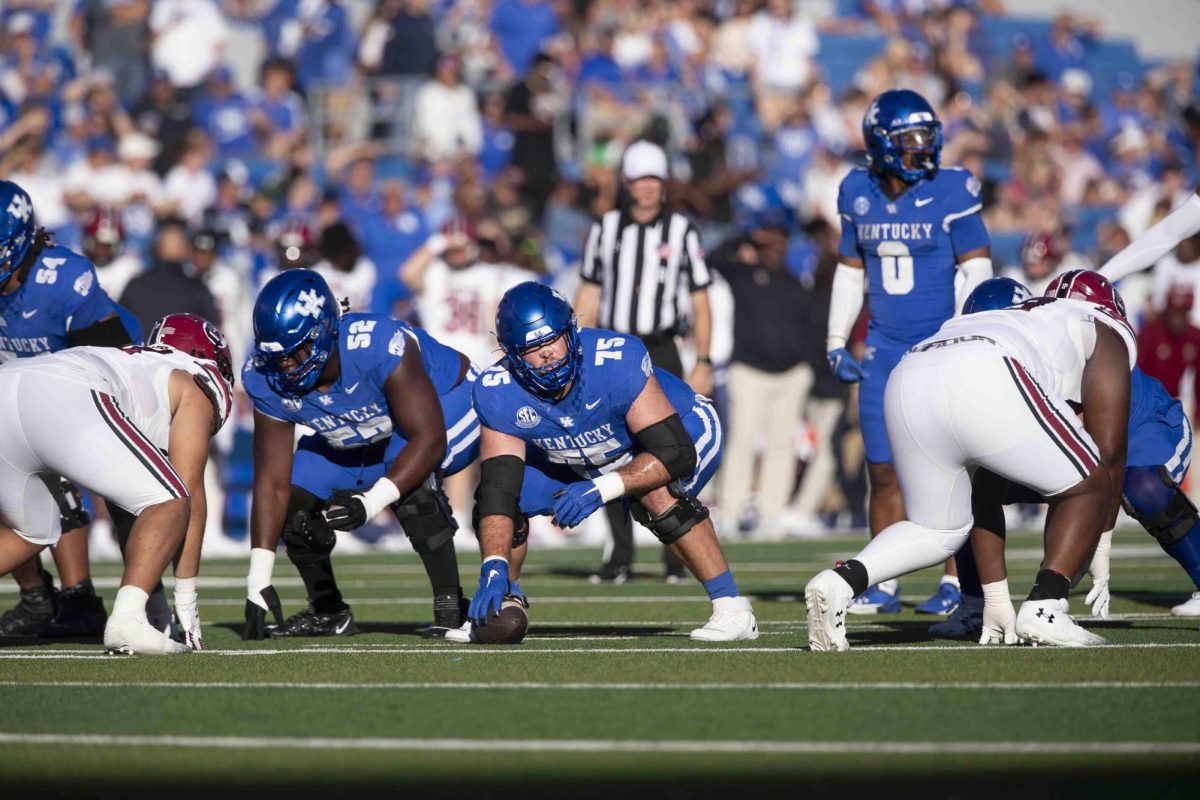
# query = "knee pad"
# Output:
<box><xmin>282</xmin><ymin>487</ymin><xmax>336</xmax><ymax>557</ymax></box>
<box><xmin>471</xmin><ymin>504</ymin><xmax>530</xmax><ymax>548</ymax></box>
<box><xmin>630</xmin><ymin>481</ymin><xmax>709</xmax><ymax>546</ymax></box>
<box><xmin>1123</xmin><ymin>465</ymin><xmax>1198</xmax><ymax>546</ymax></box>
<box><xmin>393</xmin><ymin>475</ymin><xmax>458</xmax><ymax>554</ymax></box>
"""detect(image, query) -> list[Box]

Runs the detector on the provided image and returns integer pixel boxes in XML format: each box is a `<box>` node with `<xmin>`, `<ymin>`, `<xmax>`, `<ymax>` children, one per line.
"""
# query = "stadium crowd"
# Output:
<box><xmin>1</xmin><ymin>0</ymin><xmax>1198</xmax><ymax>548</ymax></box>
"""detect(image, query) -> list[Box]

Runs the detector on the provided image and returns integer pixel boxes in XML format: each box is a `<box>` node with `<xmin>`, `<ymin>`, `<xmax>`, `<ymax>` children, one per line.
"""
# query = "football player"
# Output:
<box><xmin>453</xmin><ymin>282</ymin><xmax>757</xmax><ymax>643</ymax></box>
<box><xmin>932</xmin><ymin>275</ymin><xmax>1200</xmax><ymax>639</ymax></box>
<box><xmin>806</xmin><ymin>270</ymin><xmax>1133</xmax><ymax>650</ymax></box>
<box><xmin>825</xmin><ymin>90</ymin><xmax>993</xmax><ymax>615</ymax></box>
<box><xmin>0</xmin><ymin>313</ymin><xmax>234</xmax><ymax>653</ymax></box>
<box><xmin>0</xmin><ymin>179</ymin><xmax>143</xmax><ymax>639</ymax></box>
<box><xmin>242</xmin><ymin>269</ymin><xmax>479</xmax><ymax>639</ymax></box>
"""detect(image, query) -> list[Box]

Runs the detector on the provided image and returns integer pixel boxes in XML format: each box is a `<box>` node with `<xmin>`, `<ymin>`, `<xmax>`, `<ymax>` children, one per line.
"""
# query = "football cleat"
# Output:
<box><xmin>805</xmin><ymin>569</ymin><xmax>854</xmax><ymax>652</ymax></box>
<box><xmin>690</xmin><ymin>596</ymin><xmax>759</xmax><ymax>641</ymax></box>
<box><xmin>928</xmin><ymin>594</ymin><xmax>983</xmax><ymax>639</ymax></box>
<box><xmin>269</xmin><ymin>604</ymin><xmax>358</xmax><ymax>638</ymax></box>
<box><xmin>588</xmin><ymin>562</ymin><xmax>631</xmax><ymax>585</ymax></box>
<box><xmin>40</xmin><ymin>582</ymin><xmax>107</xmax><ymax>638</ymax></box>
<box><xmin>422</xmin><ymin>592</ymin><xmax>469</xmax><ymax>639</ymax></box>
<box><xmin>915</xmin><ymin>581</ymin><xmax>962</xmax><ymax>615</ymax></box>
<box><xmin>104</xmin><ymin>613</ymin><xmax>191</xmax><ymax>655</ymax></box>
<box><xmin>1016</xmin><ymin>599</ymin><xmax>1109</xmax><ymax>647</ymax></box>
<box><xmin>846</xmin><ymin>583</ymin><xmax>901</xmax><ymax>615</ymax></box>
<box><xmin>0</xmin><ymin>584</ymin><xmax>57</xmax><ymax>637</ymax></box>
<box><xmin>1170</xmin><ymin>591</ymin><xmax>1200</xmax><ymax>617</ymax></box>
<box><xmin>444</xmin><ymin>620</ymin><xmax>474</xmax><ymax>644</ymax></box>
<box><xmin>146</xmin><ymin>584</ymin><xmax>179</xmax><ymax>639</ymax></box>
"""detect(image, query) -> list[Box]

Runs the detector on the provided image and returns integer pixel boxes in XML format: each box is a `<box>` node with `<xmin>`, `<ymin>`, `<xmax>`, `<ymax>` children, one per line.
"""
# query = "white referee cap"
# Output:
<box><xmin>622</xmin><ymin>140</ymin><xmax>668</xmax><ymax>181</ymax></box>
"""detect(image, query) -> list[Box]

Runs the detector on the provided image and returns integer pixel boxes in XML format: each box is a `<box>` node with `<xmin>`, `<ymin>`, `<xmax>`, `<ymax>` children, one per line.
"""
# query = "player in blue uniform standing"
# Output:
<box><xmin>455</xmin><ymin>282</ymin><xmax>758</xmax><ymax>642</ymax></box>
<box><xmin>242</xmin><ymin>269</ymin><xmax>479</xmax><ymax>639</ymax></box>
<box><xmin>931</xmin><ymin>276</ymin><xmax>1200</xmax><ymax>640</ymax></box>
<box><xmin>0</xmin><ymin>179</ymin><xmax>144</xmax><ymax>639</ymax></box>
<box><xmin>825</xmin><ymin>90</ymin><xmax>993</xmax><ymax>614</ymax></box>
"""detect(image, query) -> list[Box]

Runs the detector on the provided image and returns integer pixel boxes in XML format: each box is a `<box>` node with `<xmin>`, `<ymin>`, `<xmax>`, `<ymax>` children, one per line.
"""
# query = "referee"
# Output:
<box><xmin>574</xmin><ymin>140</ymin><xmax>714</xmax><ymax>583</ymax></box>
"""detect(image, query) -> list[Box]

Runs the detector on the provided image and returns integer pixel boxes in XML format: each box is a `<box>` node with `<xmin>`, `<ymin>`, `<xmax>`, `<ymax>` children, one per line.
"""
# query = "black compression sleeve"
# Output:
<box><xmin>475</xmin><ymin>455</ymin><xmax>525</xmax><ymax>521</ymax></box>
<box><xmin>67</xmin><ymin>315</ymin><xmax>135</xmax><ymax>348</ymax></box>
<box><xmin>634</xmin><ymin>413</ymin><xmax>696</xmax><ymax>480</ymax></box>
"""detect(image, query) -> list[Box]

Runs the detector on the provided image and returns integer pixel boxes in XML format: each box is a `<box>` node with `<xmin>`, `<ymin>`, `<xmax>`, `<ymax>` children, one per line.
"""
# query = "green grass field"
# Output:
<box><xmin>1</xmin><ymin>531</ymin><xmax>1198</xmax><ymax>798</ymax></box>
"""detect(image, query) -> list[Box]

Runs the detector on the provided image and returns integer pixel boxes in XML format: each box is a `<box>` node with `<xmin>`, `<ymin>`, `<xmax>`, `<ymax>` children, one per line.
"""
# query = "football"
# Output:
<box><xmin>471</xmin><ymin>597</ymin><xmax>529</xmax><ymax>645</ymax></box>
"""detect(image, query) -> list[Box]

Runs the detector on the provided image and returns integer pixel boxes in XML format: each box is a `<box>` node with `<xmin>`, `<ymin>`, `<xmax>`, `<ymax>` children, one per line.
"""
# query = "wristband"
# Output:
<box><xmin>592</xmin><ymin>472</ymin><xmax>625</xmax><ymax>503</ymax></box>
<box><xmin>247</xmin><ymin>547</ymin><xmax>276</xmax><ymax>597</ymax></box>
<box><xmin>362</xmin><ymin>477</ymin><xmax>402</xmax><ymax>518</ymax></box>
<box><xmin>696</xmin><ymin>356</ymin><xmax>712</xmax><ymax>365</ymax></box>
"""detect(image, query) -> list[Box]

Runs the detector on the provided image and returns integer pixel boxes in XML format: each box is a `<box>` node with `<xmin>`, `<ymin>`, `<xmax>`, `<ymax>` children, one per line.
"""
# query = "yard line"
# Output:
<box><xmin>0</xmin><ymin>732</ymin><xmax>1194</xmax><ymax>755</ymax></box>
<box><xmin>1</xmin><ymin>642</ymin><xmax>1197</xmax><ymax>659</ymax></box>
<box><xmin>2</xmin><ymin>680</ymin><xmax>1198</xmax><ymax>691</ymax></box>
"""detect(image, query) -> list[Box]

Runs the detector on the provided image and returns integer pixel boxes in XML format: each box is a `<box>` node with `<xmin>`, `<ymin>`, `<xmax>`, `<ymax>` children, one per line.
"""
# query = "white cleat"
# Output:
<box><xmin>1170</xmin><ymin>592</ymin><xmax>1200</xmax><ymax>617</ymax></box>
<box><xmin>1015</xmin><ymin>599</ymin><xmax>1109</xmax><ymax>647</ymax></box>
<box><xmin>928</xmin><ymin>594</ymin><xmax>983</xmax><ymax>639</ymax></box>
<box><xmin>103</xmin><ymin>613</ymin><xmax>191</xmax><ymax>655</ymax></box>
<box><xmin>443</xmin><ymin>621</ymin><xmax>474</xmax><ymax>644</ymax></box>
<box><xmin>690</xmin><ymin>596</ymin><xmax>759</xmax><ymax>641</ymax></box>
<box><xmin>804</xmin><ymin>569</ymin><xmax>853</xmax><ymax>652</ymax></box>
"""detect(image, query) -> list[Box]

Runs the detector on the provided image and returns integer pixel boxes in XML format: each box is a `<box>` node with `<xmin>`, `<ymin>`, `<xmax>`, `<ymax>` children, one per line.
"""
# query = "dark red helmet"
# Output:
<box><xmin>1044</xmin><ymin>269</ymin><xmax>1127</xmax><ymax>320</ymax></box>
<box><xmin>81</xmin><ymin>207</ymin><xmax>124</xmax><ymax>264</ymax></box>
<box><xmin>1020</xmin><ymin>230</ymin><xmax>1064</xmax><ymax>266</ymax></box>
<box><xmin>148</xmin><ymin>313</ymin><xmax>234</xmax><ymax>388</ymax></box>
<box><xmin>274</xmin><ymin>218</ymin><xmax>317</xmax><ymax>269</ymax></box>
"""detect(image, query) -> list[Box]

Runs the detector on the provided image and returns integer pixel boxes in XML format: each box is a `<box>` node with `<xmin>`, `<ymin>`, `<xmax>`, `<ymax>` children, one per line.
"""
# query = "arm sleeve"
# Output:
<box><xmin>836</xmin><ymin>185</ymin><xmax>859</xmax><ymax>260</ymax></box>
<box><xmin>1101</xmin><ymin>192</ymin><xmax>1200</xmax><ymax>282</ymax></box>
<box><xmin>580</xmin><ymin>220</ymin><xmax>603</xmax><ymax>284</ymax></box>
<box><xmin>682</xmin><ymin>224</ymin><xmax>712</xmax><ymax>289</ymax></box>
<box><xmin>826</xmin><ymin>263</ymin><xmax>866</xmax><ymax>352</ymax></box>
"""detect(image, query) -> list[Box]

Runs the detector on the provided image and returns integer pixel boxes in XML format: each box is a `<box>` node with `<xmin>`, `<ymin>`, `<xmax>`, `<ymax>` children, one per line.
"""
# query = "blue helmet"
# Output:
<box><xmin>863</xmin><ymin>89</ymin><xmax>943</xmax><ymax>183</ymax></box>
<box><xmin>962</xmin><ymin>276</ymin><xmax>1032</xmax><ymax>314</ymax></box>
<box><xmin>0</xmin><ymin>180</ymin><xmax>38</xmax><ymax>288</ymax></box>
<box><xmin>252</xmin><ymin>269</ymin><xmax>339</xmax><ymax>397</ymax></box>
<box><xmin>495</xmin><ymin>282</ymin><xmax>582</xmax><ymax>398</ymax></box>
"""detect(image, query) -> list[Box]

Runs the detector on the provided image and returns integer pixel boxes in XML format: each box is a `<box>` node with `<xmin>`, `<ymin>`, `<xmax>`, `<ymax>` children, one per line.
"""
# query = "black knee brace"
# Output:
<box><xmin>1123</xmin><ymin>465</ymin><xmax>1198</xmax><ymax>546</ymax></box>
<box><xmin>631</xmin><ymin>481</ymin><xmax>709</xmax><ymax>545</ymax></box>
<box><xmin>471</xmin><ymin>503</ymin><xmax>530</xmax><ymax>548</ymax></box>
<box><xmin>393</xmin><ymin>475</ymin><xmax>458</xmax><ymax>554</ymax></box>
<box><xmin>43</xmin><ymin>475</ymin><xmax>91</xmax><ymax>531</ymax></box>
<box><xmin>282</xmin><ymin>486</ymin><xmax>336</xmax><ymax>557</ymax></box>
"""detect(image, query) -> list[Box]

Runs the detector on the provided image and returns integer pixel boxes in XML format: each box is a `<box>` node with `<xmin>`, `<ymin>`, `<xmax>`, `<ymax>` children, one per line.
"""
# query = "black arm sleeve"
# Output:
<box><xmin>634</xmin><ymin>413</ymin><xmax>696</xmax><ymax>481</ymax></box>
<box><xmin>474</xmin><ymin>455</ymin><xmax>525</xmax><ymax>521</ymax></box>
<box><xmin>66</xmin><ymin>315</ymin><xmax>135</xmax><ymax>348</ymax></box>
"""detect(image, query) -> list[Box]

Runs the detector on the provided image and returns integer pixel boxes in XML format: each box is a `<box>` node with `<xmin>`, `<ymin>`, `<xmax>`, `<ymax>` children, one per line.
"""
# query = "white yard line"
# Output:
<box><xmin>0</xmin><ymin>732</ymin><xmax>1193</xmax><ymax>755</ymax></box>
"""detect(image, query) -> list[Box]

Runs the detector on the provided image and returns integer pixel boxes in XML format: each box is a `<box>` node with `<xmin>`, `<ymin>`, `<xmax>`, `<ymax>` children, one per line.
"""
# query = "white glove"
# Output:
<box><xmin>1085</xmin><ymin>529</ymin><xmax>1113</xmax><ymax>619</ymax></box>
<box><xmin>979</xmin><ymin>579</ymin><xmax>1017</xmax><ymax>645</ymax></box>
<box><xmin>173</xmin><ymin>590</ymin><xmax>203</xmax><ymax>651</ymax></box>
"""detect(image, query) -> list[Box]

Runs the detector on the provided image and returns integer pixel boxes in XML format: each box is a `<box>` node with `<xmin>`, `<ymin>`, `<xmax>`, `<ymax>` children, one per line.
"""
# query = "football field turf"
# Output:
<box><xmin>1</xmin><ymin>531</ymin><xmax>1197</xmax><ymax>798</ymax></box>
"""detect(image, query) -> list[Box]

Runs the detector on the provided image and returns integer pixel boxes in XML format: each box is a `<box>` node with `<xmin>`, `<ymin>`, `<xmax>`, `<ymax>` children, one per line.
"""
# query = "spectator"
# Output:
<box><xmin>81</xmin><ymin>206</ymin><xmax>142</xmax><ymax>300</ymax></box>
<box><xmin>162</xmin><ymin>130</ymin><xmax>218</xmax><ymax>226</ymax></box>
<box><xmin>191</xmin><ymin>227</ymin><xmax>251</xmax><ymax>370</ymax></box>
<box><xmin>71</xmin><ymin>0</ymin><xmax>151</xmax><ymax>105</ymax></box>
<box><xmin>148</xmin><ymin>0</ymin><xmax>229</xmax><ymax>99</ymax></box>
<box><xmin>378</xmin><ymin>0</ymin><xmax>438</xmax><ymax>78</ymax></box>
<box><xmin>504</xmin><ymin>53</ymin><xmax>563</xmax><ymax>222</ymax></box>
<box><xmin>252</xmin><ymin>58</ymin><xmax>307</xmax><ymax>158</ymax></box>
<box><xmin>489</xmin><ymin>0</ymin><xmax>560</xmax><ymax>78</ymax></box>
<box><xmin>313</xmin><ymin>221</ymin><xmax>377</xmax><ymax>314</ymax></box>
<box><xmin>412</xmin><ymin>55</ymin><xmax>483</xmax><ymax>164</ymax></box>
<box><xmin>194</xmin><ymin>66</ymin><xmax>255</xmax><ymax>157</ymax></box>
<box><xmin>747</xmin><ymin>0</ymin><xmax>819</xmax><ymax>131</ymax></box>
<box><xmin>130</xmin><ymin>69</ymin><xmax>195</xmax><ymax>176</ymax></box>
<box><xmin>361</xmin><ymin>177</ymin><xmax>428</xmax><ymax>315</ymax></box>
<box><xmin>119</xmin><ymin>218</ymin><xmax>220</xmax><ymax>332</ymax></box>
<box><xmin>1137</xmin><ymin>284</ymin><xmax>1200</xmax><ymax>415</ymax></box>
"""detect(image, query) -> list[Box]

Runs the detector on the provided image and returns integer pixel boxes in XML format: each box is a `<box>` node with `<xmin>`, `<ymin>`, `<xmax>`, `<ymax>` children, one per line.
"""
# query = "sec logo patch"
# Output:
<box><xmin>854</xmin><ymin>196</ymin><xmax>870</xmax><ymax>215</ymax></box>
<box><xmin>515</xmin><ymin>406</ymin><xmax>541</xmax><ymax>429</ymax></box>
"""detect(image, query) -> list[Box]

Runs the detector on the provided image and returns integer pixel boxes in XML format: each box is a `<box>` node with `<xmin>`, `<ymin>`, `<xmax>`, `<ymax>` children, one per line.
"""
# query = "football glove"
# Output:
<box><xmin>173</xmin><ymin>589</ymin><xmax>203</xmax><ymax>651</ymax></box>
<box><xmin>827</xmin><ymin>347</ymin><xmax>865</xmax><ymax>383</ymax></box>
<box><xmin>978</xmin><ymin>580</ymin><xmax>1017</xmax><ymax>646</ymax></box>
<box><xmin>1085</xmin><ymin>530</ymin><xmax>1113</xmax><ymax>620</ymax></box>
<box><xmin>468</xmin><ymin>558</ymin><xmax>510</xmax><ymax>624</ymax></box>
<box><xmin>551</xmin><ymin>482</ymin><xmax>606</xmax><ymax>528</ymax></box>
<box><xmin>322</xmin><ymin>489</ymin><xmax>370</xmax><ymax>531</ymax></box>
<box><xmin>242</xmin><ymin>584</ymin><xmax>284</xmax><ymax>641</ymax></box>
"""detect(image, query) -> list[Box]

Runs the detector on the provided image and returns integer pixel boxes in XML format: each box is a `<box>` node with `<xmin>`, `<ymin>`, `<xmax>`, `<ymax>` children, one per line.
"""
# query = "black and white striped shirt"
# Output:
<box><xmin>580</xmin><ymin>209</ymin><xmax>711</xmax><ymax>336</ymax></box>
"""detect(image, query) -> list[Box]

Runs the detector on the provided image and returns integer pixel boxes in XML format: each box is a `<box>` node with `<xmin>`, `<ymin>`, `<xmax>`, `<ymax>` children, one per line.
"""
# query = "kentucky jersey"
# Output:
<box><xmin>243</xmin><ymin>312</ymin><xmax>464</xmax><ymax>450</ymax></box>
<box><xmin>0</xmin><ymin>245</ymin><xmax>125</xmax><ymax>361</ymax></box>
<box><xmin>838</xmin><ymin>166</ymin><xmax>989</xmax><ymax>345</ymax></box>
<box><xmin>473</xmin><ymin>329</ymin><xmax>701</xmax><ymax>478</ymax></box>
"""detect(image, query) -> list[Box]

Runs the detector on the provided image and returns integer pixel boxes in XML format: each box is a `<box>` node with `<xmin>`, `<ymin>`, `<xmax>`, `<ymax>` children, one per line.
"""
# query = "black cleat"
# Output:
<box><xmin>269</xmin><ymin>604</ymin><xmax>357</xmax><ymax>638</ymax></box>
<box><xmin>588</xmin><ymin>562</ymin><xmax>631</xmax><ymax>585</ymax></box>
<box><xmin>422</xmin><ymin>591</ymin><xmax>468</xmax><ymax>638</ymax></box>
<box><xmin>40</xmin><ymin>581</ymin><xmax>107</xmax><ymax>638</ymax></box>
<box><xmin>0</xmin><ymin>585</ymin><xmax>57</xmax><ymax>637</ymax></box>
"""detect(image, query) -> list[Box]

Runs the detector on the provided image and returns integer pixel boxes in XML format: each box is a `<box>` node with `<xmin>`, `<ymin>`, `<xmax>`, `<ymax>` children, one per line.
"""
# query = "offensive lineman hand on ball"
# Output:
<box><xmin>827</xmin><ymin>348</ymin><xmax>865</xmax><ymax>383</ymax></box>
<box><xmin>551</xmin><ymin>483</ymin><xmax>606</xmax><ymax>528</ymax></box>
<box><xmin>173</xmin><ymin>590</ymin><xmax>203</xmax><ymax>651</ymax></box>
<box><xmin>468</xmin><ymin>558</ymin><xmax>510</xmax><ymax>624</ymax></box>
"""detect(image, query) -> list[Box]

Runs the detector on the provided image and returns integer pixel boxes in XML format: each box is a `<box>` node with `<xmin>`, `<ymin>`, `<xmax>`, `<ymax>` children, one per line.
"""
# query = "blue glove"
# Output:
<box><xmin>827</xmin><ymin>347</ymin><xmax>865</xmax><ymax>383</ymax></box>
<box><xmin>468</xmin><ymin>558</ymin><xmax>509</xmax><ymax>624</ymax></box>
<box><xmin>508</xmin><ymin>578</ymin><xmax>526</xmax><ymax>603</ymax></box>
<box><xmin>551</xmin><ymin>481</ymin><xmax>606</xmax><ymax>528</ymax></box>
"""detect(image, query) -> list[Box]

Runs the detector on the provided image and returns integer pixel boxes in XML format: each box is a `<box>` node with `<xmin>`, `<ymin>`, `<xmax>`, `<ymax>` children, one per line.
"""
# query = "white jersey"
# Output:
<box><xmin>312</xmin><ymin>257</ymin><xmax>378</xmax><ymax>315</ymax></box>
<box><xmin>918</xmin><ymin>297</ymin><xmax>1136</xmax><ymax>405</ymax></box>
<box><xmin>417</xmin><ymin>259</ymin><xmax>539</xmax><ymax>368</ymax></box>
<box><xmin>0</xmin><ymin>345</ymin><xmax>232</xmax><ymax>448</ymax></box>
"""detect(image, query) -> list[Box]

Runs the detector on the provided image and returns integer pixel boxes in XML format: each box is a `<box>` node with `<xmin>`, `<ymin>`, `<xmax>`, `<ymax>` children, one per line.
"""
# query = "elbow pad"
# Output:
<box><xmin>474</xmin><ymin>455</ymin><xmax>525</xmax><ymax>522</ymax></box>
<box><xmin>634</xmin><ymin>414</ymin><xmax>696</xmax><ymax>481</ymax></box>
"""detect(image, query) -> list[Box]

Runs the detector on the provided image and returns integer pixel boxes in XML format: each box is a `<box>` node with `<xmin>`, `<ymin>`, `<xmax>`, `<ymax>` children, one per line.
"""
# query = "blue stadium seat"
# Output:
<box><xmin>1085</xmin><ymin>39</ymin><xmax>1145</xmax><ymax>99</ymax></box>
<box><xmin>815</xmin><ymin>34</ymin><xmax>887</xmax><ymax>95</ymax></box>
<box><xmin>978</xmin><ymin>15</ymin><xmax>1052</xmax><ymax>64</ymax></box>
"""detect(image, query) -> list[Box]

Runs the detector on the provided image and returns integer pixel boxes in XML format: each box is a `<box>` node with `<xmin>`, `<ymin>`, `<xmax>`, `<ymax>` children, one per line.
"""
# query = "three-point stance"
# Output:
<box><xmin>242</xmin><ymin>269</ymin><xmax>479</xmax><ymax>639</ymax></box>
<box><xmin>455</xmin><ymin>282</ymin><xmax>756</xmax><ymax>642</ymax></box>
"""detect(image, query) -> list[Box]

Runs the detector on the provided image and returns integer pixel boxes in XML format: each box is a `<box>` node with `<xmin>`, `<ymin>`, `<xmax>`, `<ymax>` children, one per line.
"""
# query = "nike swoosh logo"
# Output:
<box><xmin>585</xmin><ymin>399</ymin><xmax>601</xmax><ymax>410</ymax></box>
<box><xmin>345</xmin><ymin>382</ymin><xmax>360</xmax><ymax>394</ymax></box>
<box><xmin>21</xmin><ymin>310</ymin><xmax>37</xmax><ymax>319</ymax></box>
<box><xmin>486</xmin><ymin>569</ymin><xmax>500</xmax><ymax>587</ymax></box>
<box><xmin>335</xmin><ymin>618</ymin><xmax>351</xmax><ymax>634</ymax></box>
<box><xmin>915</xmin><ymin>198</ymin><xmax>933</xmax><ymax>207</ymax></box>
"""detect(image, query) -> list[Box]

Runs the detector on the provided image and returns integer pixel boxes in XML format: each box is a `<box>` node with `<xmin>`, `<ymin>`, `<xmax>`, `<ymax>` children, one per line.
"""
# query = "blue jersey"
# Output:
<box><xmin>243</xmin><ymin>313</ymin><xmax>465</xmax><ymax>450</ymax></box>
<box><xmin>0</xmin><ymin>245</ymin><xmax>125</xmax><ymax>361</ymax></box>
<box><xmin>473</xmin><ymin>328</ymin><xmax>699</xmax><ymax>478</ymax></box>
<box><xmin>838</xmin><ymin>166</ymin><xmax>989</xmax><ymax>345</ymax></box>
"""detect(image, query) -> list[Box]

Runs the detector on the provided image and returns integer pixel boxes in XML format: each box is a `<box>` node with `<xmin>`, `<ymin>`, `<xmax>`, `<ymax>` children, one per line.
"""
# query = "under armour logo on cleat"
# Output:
<box><xmin>1035</xmin><ymin>608</ymin><xmax>1055</xmax><ymax>623</ymax></box>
